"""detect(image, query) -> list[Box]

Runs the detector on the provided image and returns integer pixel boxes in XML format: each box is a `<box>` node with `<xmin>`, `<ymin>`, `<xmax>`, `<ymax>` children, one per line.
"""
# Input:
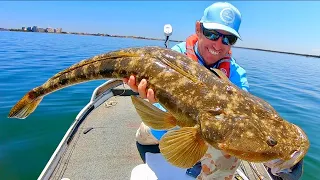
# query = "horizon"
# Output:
<box><xmin>1</xmin><ymin>1</ymin><xmax>320</xmax><ymax>56</ymax></box>
<box><xmin>3</xmin><ymin>30</ymin><xmax>319</xmax><ymax>58</ymax></box>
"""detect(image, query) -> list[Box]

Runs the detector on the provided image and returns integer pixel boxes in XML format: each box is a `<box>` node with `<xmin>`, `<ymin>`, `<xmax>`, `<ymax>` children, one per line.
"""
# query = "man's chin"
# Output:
<box><xmin>204</xmin><ymin>55</ymin><xmax>220</xmax><ymax>65</ymax></box>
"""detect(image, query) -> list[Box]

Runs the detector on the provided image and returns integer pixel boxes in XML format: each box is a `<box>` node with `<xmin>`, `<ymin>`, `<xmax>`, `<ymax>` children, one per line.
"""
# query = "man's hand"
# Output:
<box><xmin>123</xmin><ymin>75</ymin><xmax>157</xmax><ymax>104</ymax></box>
<box><xmin>264</xmin><ymin>151</ymin><xmax>303</xmax><ymax>175</ymax></box>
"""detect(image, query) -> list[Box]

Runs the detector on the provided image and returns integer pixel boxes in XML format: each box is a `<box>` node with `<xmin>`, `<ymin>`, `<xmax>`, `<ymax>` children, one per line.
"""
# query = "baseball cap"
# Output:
<box><xmin>200</xmin><ymin>2</ymin><xmax>242</xmax><ymax>39</ymax></box>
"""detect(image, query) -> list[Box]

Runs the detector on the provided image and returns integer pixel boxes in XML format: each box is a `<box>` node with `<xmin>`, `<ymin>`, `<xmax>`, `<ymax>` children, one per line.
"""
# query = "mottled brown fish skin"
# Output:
<box><xmin>141</xmin><ymin>48</ymin><xmax>309</xmax><ymax>163</ymax></box>
<box><xmin>159</xmin><ymin>52</ymin><xmax>310</xmax><ymax>162</ymax></box>
<box><xmin>9</xmin><ymin>46</ymin><xmax>207</xmax><ymax>123</ymax></box>
<box><xmin>8</xmin><ymin>46</ymin><xmax>309</xmax><ymax>164</ymax></box>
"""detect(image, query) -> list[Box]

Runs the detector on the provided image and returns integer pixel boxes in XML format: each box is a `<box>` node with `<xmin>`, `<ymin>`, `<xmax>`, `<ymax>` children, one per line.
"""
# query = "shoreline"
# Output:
<box><xmin>1</xmin><ymin>28</ymin><xmax>319</xmax><ymax>58</ymax></box>
<box><xmin>232</xmin><ymin>46</ymin><xmax>319</xmax><ymax>58</ymax></box>
<box><xmin>1</xmin><ymin>28</ymin><xmax>183</xmax><ymax>43</ymax></box>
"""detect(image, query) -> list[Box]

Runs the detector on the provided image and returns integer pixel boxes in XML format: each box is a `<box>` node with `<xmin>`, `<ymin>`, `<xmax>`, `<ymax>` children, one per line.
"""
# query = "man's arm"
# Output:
<box><xmin>229</xmin><ymin>59</ymin><xmax>250</xmax><ymax>92</ymax></box>
<box><xmin>171</xmin><ymin>42</ymin><xmax>186</xmax><ymax>53</ymax></box>
<box><xmin>264</xmin><ymin>155</ymin><xmax>304</xmax><ymax>179</ymax></box>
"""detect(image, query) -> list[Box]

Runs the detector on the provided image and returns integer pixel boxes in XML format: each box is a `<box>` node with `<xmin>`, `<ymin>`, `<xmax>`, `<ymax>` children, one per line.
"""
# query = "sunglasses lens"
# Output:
<box><xmin>202</xmin><ymin>24</ymin><xmax>237</xmax><ymax>45</ymax></box>
<box><xmin>203</xmin><ymin>29</ymin><xmax>220</xmax><ymax>40</ymax></box>
<box><xmin>225</xmin><ymin>35</ymin><xmax>237</xmax><ymax>45</ymax></box>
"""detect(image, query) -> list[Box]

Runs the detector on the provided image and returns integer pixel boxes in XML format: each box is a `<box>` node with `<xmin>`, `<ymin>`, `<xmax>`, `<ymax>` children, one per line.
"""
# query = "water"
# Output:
<box><xmin>1</xmin><ymin>31</ymin><xmax>319</xmax><ymax>179</ymax></box>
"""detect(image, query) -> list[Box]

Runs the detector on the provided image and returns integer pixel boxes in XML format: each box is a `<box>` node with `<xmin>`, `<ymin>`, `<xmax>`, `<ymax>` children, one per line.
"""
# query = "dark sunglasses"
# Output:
<box><xmin>201</xmin><ymin>23</ymin><xmax>237</xmax><ymax>46</ymax></box>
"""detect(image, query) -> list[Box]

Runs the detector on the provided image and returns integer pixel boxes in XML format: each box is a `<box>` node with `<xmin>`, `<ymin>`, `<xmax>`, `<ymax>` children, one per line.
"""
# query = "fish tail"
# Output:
<box><xmin>8</xmin><ymin>91</ymin><xmax>43</xmax><ymax>119</ymax></box>
<box><xmin>9</xmin><ymin>47</ymin><xmax>152</xmax><ymax>119</ymax></box>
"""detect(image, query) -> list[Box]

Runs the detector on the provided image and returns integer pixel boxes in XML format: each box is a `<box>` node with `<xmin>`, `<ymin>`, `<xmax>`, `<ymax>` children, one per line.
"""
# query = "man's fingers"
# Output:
<box><xmin>126</xmin><ymin>76</ymin><xmax>157</xmax><ymax>102</ymax></box>
<box><xmin>138</xmin><ymin>79</ymin><xmax>148</xmax><ymax>99</ymax></box>
<box><xmin>147</xmin><ymin>88</ymin><xmax>156</xmax><ymax>104</ymax></box>
<box><xmin>127</xmin><ymin>75</ymin><xmax>138</xmax><ymax>92</ymax></box>
<box><xmin>123</xmin><ymin>78</ymin><xmax>129</xmax><ymax>84</ymax></box>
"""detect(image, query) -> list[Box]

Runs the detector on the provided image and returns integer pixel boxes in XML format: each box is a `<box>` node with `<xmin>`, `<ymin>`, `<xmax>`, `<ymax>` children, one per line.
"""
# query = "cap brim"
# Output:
<box><xmin>202</xmin><ymin>22</ymin><xmax>241</xmax><ymax>39</ymax></box>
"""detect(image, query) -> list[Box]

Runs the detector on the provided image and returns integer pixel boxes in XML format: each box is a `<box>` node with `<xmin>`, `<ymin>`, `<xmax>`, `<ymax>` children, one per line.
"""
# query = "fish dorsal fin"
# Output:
<box><xmin>131</xmin><ymin>95</ymin><xmax>177</xmax><ymax>130</ymax></box>
<box><xmin>159</xmin><ymin>126</ymin><xmax>208</xmax><ymax>168</ymax></box>
<box><xmin>51</xmin><ymin>51</ymin><xmax>138</xmax><ymax>80</ymax></box>
<box><xmin>160</xmin><ymin>55</ymin><xmax>201</xmax><ymax>84</ymax></box>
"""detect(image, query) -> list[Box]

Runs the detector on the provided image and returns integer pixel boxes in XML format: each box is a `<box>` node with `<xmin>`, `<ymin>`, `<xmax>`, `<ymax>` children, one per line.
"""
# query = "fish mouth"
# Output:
<box><xmin>294</xmin><ymin>124</ymin><xmax>310</xmax><ymax>149</ymax></box>
<box><xmin>286</xmin><ymin>124</ymin><xmax>310</xmax><ymax>165</ymax></box>
<box><xmin>291</xmin><ymin>125</ymin><xmax>310</xmax><ymax>158</ymax></box>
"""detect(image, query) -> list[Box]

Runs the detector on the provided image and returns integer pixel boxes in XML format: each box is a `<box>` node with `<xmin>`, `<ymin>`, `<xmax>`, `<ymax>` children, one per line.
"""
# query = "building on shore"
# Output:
<box><xmin>32</xmin><ymin>26</ymin><xmax>38</xmax><ymax>32</ymax></box>
<box><xmin>54</xmin><ymin>28</ymin><xmax>62</xmax><ymax>33</ymax></box>
<box><xmin>21</xmin><ymin>25</ymin><xmax>62</xmax><ymax>33</ymax></box>
<box><xmin>38</xmin><ymin>28</ymin><xmax>45</xmax><ymax>33</ymax></box>
<box><xmin>46</xmin><ymin>27</ymin><xmax>54</xmax><ymax>33</ymax></box>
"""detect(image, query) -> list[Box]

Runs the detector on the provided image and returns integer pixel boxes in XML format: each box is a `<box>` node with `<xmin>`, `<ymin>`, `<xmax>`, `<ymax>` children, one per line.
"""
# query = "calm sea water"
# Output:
<box><xmin>1</xmin><ymin>31</ymin><xmax>319</xmax><ymax>180</ymax></box>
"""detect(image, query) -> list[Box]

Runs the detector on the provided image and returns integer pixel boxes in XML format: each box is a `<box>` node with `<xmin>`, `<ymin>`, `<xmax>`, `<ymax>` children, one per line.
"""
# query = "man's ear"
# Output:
<box><xmin>195</xmin><ymin>21</ymin><xmax>201</xmax><ymax>36</ymax></box>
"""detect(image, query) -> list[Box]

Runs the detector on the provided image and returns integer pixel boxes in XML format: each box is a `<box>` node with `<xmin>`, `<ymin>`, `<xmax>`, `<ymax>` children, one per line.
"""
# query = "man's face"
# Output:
<box><xmin>196</xmin><ymin>22</ymin><xmax>232</xmax><ymax>66</ymax></box>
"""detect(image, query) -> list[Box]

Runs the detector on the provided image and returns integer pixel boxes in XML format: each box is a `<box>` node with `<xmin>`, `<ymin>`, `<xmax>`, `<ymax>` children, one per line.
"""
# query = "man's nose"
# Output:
<box><xmin>213</xmin><ymin>37</ymin><xmax>224</xmax><ymax>50</ymax></box>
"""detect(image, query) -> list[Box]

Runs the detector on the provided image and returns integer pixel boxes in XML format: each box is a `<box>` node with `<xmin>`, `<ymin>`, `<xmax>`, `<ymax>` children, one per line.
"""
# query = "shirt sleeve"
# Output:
<box><xmin>171</xmin><ymin>42</ymin><xmax>186</xmax><ymax>53</ymax></box>
<box><xmin>229</xmin><ymin>59</ymin><xmax>250</xmax><ymax>92</ymax></box>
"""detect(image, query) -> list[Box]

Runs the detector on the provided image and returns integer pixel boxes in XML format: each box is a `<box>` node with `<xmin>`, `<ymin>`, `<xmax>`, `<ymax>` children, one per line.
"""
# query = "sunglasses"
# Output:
<box><xmin>201</xmin><ymin>23</ymin><xmax>237</xmax><ymax>46</ymax></box>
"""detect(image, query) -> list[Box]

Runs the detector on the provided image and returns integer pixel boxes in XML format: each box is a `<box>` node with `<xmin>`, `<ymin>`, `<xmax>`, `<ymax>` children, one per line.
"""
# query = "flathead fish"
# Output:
<box><xmin>8</xmin><ymin>46</ymin><xmax>309</xmax><ymax>168</ymax></box>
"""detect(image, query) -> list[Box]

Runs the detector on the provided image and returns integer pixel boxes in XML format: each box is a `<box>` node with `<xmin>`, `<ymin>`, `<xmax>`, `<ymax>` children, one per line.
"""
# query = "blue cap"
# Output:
<box><xmin>200</xmin><ymin>2</ymin><xmax>241</xmax><ymax>39</ymax></box>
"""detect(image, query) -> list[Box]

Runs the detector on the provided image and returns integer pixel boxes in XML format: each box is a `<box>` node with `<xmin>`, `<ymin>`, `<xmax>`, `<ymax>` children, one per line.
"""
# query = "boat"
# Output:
<box><xmin>37</xmin><ymin>79</ymin><xmax>273</xmax><ymax>180</ymax></box>
<box><xmin>37</xmin><ymin>25</ymin><xmax>274</xmax><ymax>180</ymax></box>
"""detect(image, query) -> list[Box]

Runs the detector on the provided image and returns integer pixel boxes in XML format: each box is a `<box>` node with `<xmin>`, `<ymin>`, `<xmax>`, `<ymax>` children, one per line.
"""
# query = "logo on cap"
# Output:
<box><xmin>220</xmin><ymin>8</ymin><xmax>235</xmax><ymax>24</ymax></box>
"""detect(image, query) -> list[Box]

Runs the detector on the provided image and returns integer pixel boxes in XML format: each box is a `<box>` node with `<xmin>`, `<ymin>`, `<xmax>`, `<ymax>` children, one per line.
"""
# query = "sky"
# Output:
<box><xmin>1</xmin><ymin>1</ymin><xmax>320</xmax><ymax>56</ymax></box>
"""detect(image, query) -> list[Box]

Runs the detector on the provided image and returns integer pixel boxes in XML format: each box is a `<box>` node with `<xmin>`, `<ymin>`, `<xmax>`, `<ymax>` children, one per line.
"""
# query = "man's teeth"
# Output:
<box><xmin>209</xmin><ymin>49</ymin><xmax>219</xmax><ymax>55</ymax></box>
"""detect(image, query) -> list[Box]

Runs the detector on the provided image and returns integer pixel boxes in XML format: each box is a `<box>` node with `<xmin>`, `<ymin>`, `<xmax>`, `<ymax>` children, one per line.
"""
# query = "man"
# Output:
<box><xmin>125</xmin><ymin>2</ymin><xmax>302</xmax><ymax>179</ymax></box>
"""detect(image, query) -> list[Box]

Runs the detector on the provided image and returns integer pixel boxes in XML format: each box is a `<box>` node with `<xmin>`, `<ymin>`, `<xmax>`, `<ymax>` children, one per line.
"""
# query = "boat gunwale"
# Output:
<box><xmin>37</xmin><ymin>79</ymin><xmax>128</xmax><ymax>180</ymax></box>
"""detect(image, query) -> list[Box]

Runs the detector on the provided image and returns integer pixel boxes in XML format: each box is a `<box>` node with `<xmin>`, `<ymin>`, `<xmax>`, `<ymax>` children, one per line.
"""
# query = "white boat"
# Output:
<box><xmin>37</xmin><ymin>79</ymin><xmax>273</xmax><ymax>180</ymax></box>
<box><xmin>37</xmin><ymin>25</ymin><xmax>274</xmax><ymax>180</ymax></box>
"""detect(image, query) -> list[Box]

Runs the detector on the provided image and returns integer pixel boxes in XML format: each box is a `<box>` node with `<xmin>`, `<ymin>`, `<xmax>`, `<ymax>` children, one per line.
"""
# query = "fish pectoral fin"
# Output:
<box><xmin>131</xmin><ymin>95</ymin><xmax>177</xmax><ymax>130</ymax></box>
<box><xmin>159</xmin><ymin>126</ymin><xmax>208</xmax><ymax>168</ymax></box>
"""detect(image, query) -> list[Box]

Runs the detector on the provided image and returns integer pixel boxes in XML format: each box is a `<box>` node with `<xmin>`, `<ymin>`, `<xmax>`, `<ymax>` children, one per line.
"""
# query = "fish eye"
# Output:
<box><xmin>208</xmin><ymin>107</ymin><xmax>223</xmax><ymax>115</ymax></box>
<box><xmin>266</xmin><ymin>136</ymin><xmax>277</xmax><ymax>147</ymax></box>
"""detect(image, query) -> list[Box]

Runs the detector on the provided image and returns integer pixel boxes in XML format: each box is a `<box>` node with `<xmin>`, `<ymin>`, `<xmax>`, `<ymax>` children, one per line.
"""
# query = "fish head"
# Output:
<box><xmin>215</xmin><ymin>115</ymin><xmax>310</xmax><ymax>164</ymax></box>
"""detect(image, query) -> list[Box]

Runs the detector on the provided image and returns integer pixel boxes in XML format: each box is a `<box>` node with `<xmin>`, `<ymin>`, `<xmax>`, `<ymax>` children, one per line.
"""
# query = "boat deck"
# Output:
<box><xmin>42</xmin><ymin>82</ymin><xmax>272</xmax><ymax>180</ymax></box>
<box><xmin>49</xmin><ymin>95</ymin><xmax>142</xmax><ymax>180</ymax></box>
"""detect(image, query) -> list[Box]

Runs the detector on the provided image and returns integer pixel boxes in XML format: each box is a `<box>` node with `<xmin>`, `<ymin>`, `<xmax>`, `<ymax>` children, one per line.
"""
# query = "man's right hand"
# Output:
<box><xmin>123</xmin><ymin>75</ymin><xmax>157</xmax><ymax>104</ymax></box>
